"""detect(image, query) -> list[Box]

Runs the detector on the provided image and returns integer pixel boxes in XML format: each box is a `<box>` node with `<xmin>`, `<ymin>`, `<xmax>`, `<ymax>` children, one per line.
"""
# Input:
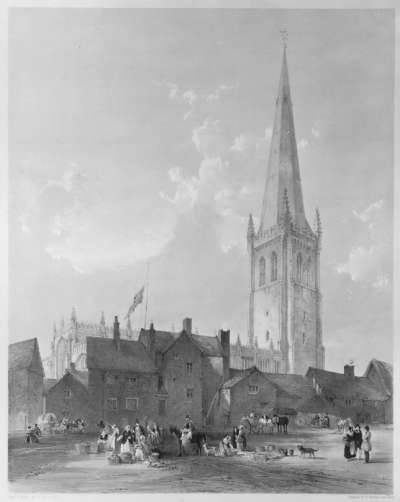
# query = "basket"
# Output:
<box><xmin>120</xmin><ymin>452</ymin><xmax>133</xmax><ymax>464</ymax></box>
<box><xmin>108</xmin><ymin>454</ymin><xmax>121</xmax><ymax>465</ymax></box>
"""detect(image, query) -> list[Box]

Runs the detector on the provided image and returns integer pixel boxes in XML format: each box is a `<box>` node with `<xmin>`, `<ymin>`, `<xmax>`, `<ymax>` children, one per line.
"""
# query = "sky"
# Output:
<box><xmin>8</xmin><ymin>8</ymin><xmax>394</xmax><ymax>374</ymax></box>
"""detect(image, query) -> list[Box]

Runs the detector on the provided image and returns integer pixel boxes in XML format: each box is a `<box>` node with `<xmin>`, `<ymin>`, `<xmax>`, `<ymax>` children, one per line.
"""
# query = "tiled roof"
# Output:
<box><xmin>9</xmin><ymin>338</ymin><xmax>43</xmax><ymax>375</ymax></box>
<box><xmin>306</xmin><ymin>367</ymin><xmax>386</xmax><ymax>401</ymax></box>
<box><xmin>265</xmin><ymin>373</ymin><xmax>314</xmax><ymax>400</ymax></box>
<box><xmin>69</xmin><ymin>369</ymin><xmax>89</xmax><ymax>388</ymax></box>
<box><xmin>364</xmin><ymin>359</ymin><xmax>393</xmax><ymax>395</ymax></box>
<box><xmin>140</xmin><ymin>329</ymin><xmax>180</xmax><ymax>353</ymax></box>
<box><xmin>86</xmin><ymin>337</ymin><xmax>157</xmax><ymax>373</ymax></box>
<box><xmin>141</xmin><ymin>328</ymin><xmax>225</xmax><ymax>357</ymax></box>
<box><xmin>190</xmin><ymin>334</ymin><xmax>224</xmax><ymax>357</ymax></box>
<box><xmin>43</xmin><ymin>378</ymin><xmax>58</xmax><ymax>394</ymax></box>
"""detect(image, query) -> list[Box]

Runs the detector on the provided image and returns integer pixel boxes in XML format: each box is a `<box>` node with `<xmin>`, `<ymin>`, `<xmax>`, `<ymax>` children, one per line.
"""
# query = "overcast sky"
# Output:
<box><xmin>8</xmin><ymin>8</ymin><xmax>394</xmax><ymax>374</ymax></box>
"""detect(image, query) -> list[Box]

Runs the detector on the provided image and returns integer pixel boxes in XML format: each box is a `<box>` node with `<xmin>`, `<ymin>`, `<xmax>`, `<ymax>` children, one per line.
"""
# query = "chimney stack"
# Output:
<box><xmin>114</xmin><ymin>315</ymin><xmax>120</xmax><ymax>350</ymax></box>
<box><xmin>182</xmin><ymin>318</ymin><xmax>192</xmax><ymax>335</ymax></box>
<box><xmin>344</xmin><ymin>364</ymin><xmax>354</xmax><ymax>378</ymax></box>
<box><xmin>218</xmin><ymin>329</ymin><xmax>231</xmax><ymax>382</ymax></box>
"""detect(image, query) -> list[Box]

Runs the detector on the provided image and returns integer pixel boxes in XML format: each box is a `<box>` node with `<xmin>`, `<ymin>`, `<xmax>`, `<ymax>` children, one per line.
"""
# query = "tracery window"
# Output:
<box><xmin>296</xmin><ymin>253</ymin><xmax>302</xmax><ymax>282</ymax></box>
<box><xmin>259</xmin><ymin>257</ymin><xmax>266</xmax><ymax>286</ymax></box>
<box><xmin>271</xmin><ymin>252</ymin><xmax>278</xmax><ymax>282</ymax></box>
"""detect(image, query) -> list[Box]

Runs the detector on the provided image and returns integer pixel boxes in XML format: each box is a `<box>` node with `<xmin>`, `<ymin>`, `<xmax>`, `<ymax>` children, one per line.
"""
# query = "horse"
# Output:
<box><xmin>272</xmin><ymin>415</ymin><xmax>289</xmax><ymax>433</ymax></box>
<box><xmin>256</xmin><ymin>415</ymin><xmax>271</xmax><ymax>434</ymax></box>
<box><xmin>169</xmin><ymin>426</ymin><xmax>207</xmax><ymax>456</ymax></box>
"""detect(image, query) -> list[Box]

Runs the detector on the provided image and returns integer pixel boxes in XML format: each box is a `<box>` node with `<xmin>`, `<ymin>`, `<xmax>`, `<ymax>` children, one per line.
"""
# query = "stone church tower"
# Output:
<box><xmin>247</xmin><ymin>47</ymin><xmax>325</xmax><ymax>375</ymax></box>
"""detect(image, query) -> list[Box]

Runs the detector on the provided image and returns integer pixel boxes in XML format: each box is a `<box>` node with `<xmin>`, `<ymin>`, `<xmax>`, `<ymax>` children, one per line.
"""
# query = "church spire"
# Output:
<box><xmin>259</xmin><ymin>45</ymin><xmax>309</xmax><ymax>233</ymax></box>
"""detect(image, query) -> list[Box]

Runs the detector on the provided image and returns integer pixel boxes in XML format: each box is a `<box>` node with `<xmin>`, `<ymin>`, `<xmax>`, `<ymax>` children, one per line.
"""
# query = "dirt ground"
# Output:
<box><xmin>9</xmin><ymin>425</ymin><xmax>393</xmax><ymax>493</ymax></box>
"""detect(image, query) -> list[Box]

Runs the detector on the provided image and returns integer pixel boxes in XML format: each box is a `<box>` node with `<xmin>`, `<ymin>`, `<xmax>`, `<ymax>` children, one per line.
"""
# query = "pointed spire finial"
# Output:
<box><xmin>280</xmin><ymin>29</ymin><xmax>288</xmax><ymax>49</ymax></box>
<box><xmin>71</xmin><ymin>307</ymin><xmax>77</xmax><ymax>322</ymax></box>
<box><xmin>100</xmin><ymin>311</ymin><xmax>105</xmax><ymax>326</ymax></box>
<box><xmin>315</xmin><ymin>207</ymin><xmax>322</xmax><ymax>237</ymax></box>
<box><xmin>247</xmin><ymin>213</ymin><xmax>255</xmax><ymax>240</ymax></box>
<box><xmin>53</xmin><ymin>321</ymin><xmax>57</xmax><ymax>335</ymax></box>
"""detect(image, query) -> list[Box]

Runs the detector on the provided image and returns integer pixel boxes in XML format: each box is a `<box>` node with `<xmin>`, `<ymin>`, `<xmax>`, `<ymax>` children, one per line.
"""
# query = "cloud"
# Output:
<box><xmin>182</xmin><ymin>89</ymin><xmax>197</xmax><ymax>106</ymax></box>
<box><xmin>192</xmin><ymin>119</ymin><xmax>228</xmax><ymax>158</ymax></box>
<box><xmin>231</xmin><ymin>134</ymin><xmax>253</xmax><ymax>153</ymax></box>
<box><xmin>311</xmin><ymin>127</ymin><xmax>320</xmax><ymax>138</ymax></box>
<box><xmin>336</xmin><ymin>245</ymin><xmax>384</xmax><ymax>281</ymax></box>
<box><xmin>336</xmin><ymin>198</ymin><xmax>391</xmax><ymax>287</ymax></box>
<box><xmin>206</xmin><ymin>84</ymin><xmax>235</xmax><ymax>102</ymax></box>
<box><xmin>297</xmin><ymin>138</ymin><xmax>309</xmax><ymax>151</ymax></box>
<box><xmin>352</xmin><ymin>199</ymin><xmax>384</xmax><ymax>223</ymax></box>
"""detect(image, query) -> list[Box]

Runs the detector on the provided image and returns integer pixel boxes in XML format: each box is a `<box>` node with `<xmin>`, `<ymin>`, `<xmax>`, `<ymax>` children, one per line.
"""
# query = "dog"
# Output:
<box><xmin>297</xmin><ymin>445</ymin><xmax>318</xmax><ymax>457</ymax></box>
<box><xmin>202</xmin><ymin>443</ymin><xmax>217</xmax><ymax>456</ymax></box>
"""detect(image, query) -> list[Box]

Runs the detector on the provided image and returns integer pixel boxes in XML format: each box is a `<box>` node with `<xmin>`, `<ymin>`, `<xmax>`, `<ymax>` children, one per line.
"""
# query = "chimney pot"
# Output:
<box><xmin>344</xmin><ymin>364</ymin><xmax>354</xmax><ymax>378</ymax></box>
<box><xmin>113</xmin><ymin>316</ymin><xmax>121</xmax><ymax>349</ymax></box>
<box><xmin>182</xmin><ymin>318</ymin><xmax>192</xmax><ymax>335</ymax></box>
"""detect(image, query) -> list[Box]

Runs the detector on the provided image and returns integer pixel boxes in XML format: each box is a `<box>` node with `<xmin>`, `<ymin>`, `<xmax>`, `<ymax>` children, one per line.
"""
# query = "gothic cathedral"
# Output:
<box><xmin>247</xmin><ymin>47</ymin><xmax>325</xmax><ymax>375</ymax></box>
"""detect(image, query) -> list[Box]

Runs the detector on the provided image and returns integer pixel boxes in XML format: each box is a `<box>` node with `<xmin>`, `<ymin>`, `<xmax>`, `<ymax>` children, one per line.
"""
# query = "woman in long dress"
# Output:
<box><xmin>363</xmin><ymin>425</ymin><xmax>372</xmax><ymax>463</ymax></box>
<box><xmin>343</xmin><ymin>426</ymin><xmax>354</xmax><ymax>459</ymax></box>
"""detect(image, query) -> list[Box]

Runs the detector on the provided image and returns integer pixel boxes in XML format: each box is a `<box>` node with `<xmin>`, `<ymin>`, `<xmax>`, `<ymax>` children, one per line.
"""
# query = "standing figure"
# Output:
<box><xmin>353</xmin><ymin>424</ymin><xmax>363</xmax><ymax>460</ymax></box>
<box><xmin>231</xmin><ymin>426</ymin><xmax>239</xmax><ymax>449</ymax></box>
<box><xmin>119</xmin><ymin>425</ymin><xmax>134</xmax><ymax>454</ymax></box>
<box><xmin>109</xmin><ymin>424</ymin><xmax>120</xmax><ymax>452</ymax></box>
<box><xmin>363</xmin><ymin>425</ymin><xmax>372</xmax><ymax>463</ymax></box>
<box><xmin>237</xmin><ymin>425</ymin><xmax>247</xmax><ymax>451</ymax></box>
<box><xmin>184</xmin><ymin>415</ymin><xmax>195</xmax><ymax>431</ymax></box>
<box><xmin>343</xmin><ymin>426</ymin><xmax>355</xmax><ymax>459</ymax></box>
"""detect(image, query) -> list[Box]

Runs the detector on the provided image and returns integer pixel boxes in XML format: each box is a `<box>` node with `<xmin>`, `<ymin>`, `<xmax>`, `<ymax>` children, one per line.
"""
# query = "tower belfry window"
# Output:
<box><xmin>259</xmin><ymin>257</ymin><xmax>266</xmax><ymax>286</ymax></box>
<box><xmin>271</xmin><ymin>252</ymin><xmax>278</xmax><ymax>282</ymax></box>
<box><xmin>296</xmin><ymin>253</ymin><xmax>302</xmax><ymax>282</ymax></box>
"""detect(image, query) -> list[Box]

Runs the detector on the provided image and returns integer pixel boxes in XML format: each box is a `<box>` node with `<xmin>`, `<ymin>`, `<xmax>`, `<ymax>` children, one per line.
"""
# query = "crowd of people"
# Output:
<box><xmin>97</xmin><ymin>419</ymin><xmax>162</xmax><ymax>461</ymax></box>
<box><xmin>342</xmin><ymin>424</ymin><xmax>372</xmax><ymax>463</ymax></box>
<box><xmin>216</xmin><ymin>424</ymin><xmax>247</xmax><ymax>456</ymax></box>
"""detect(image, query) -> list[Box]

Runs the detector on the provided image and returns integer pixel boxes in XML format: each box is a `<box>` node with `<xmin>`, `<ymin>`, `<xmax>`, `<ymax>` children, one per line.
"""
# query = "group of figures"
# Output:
<box><xmin>242</xmin><ymin>413</ymin><xmax>290</xmax><ymax>434</ymax></box>
<box><xmin>216</xmin><ymin>425</ymin><xmax>248</xmax><ymax>456</ymax></box>
<box><xmin>310</xmin><ymin>414</ymin><xmax>330</xmax><ymax>428</ymax></box>
<box><xmin>25</xmin><ymin>424</ymin><xmax>42</xmax><ymax>444</ymax></box>
<box><xmin>342</xmin><ymin>423</ymin><xmax>372</xmax><ymax>463</ymax></box>
<box><xmin>97</xmin><ymin>419</ymin><xmax>161</xmax><ymax>462</ymax></box>
<box><xmin>36</xmin><ymin>413</ymin><xmax>87</xmax><ymax>435</ymax></box>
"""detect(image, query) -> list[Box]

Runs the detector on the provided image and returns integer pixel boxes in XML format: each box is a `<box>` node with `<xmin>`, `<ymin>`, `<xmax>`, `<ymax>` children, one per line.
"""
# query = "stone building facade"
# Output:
<box><xmin>9</xmin><ymin>338</ymin><xmax>44</xmax><ymax>430</ymax></box>
<box><xmin>306</xmin><ymin>362</ymin><xmax>392</xmax><ymax>424</ymax></box>
<box><xmin>247</xmin><ymin>47</ymin><xmax>325</xmax><ymax>374</ymax></box>
<box><xmin>44</xmin><ymin>364</ymin><xmax>90</xmax><ymax>421</ymax></box>
<box><xmin>43</xmin><ymin>308</ymin><xmax>136</xmax><ymax>379</ymax></box>
<box><xmin>86</xmin><ymin>317</ymin><xmax>158</xmax><ymax>430</ymax></box>
<box><xmin>138</xmin><ymin>318</ymin><xmax>230</xmax><ymax>427</ymax></box>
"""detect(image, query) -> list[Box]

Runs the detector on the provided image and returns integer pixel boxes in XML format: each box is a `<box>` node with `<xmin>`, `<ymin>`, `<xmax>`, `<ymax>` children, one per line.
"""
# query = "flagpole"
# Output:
<box><xmin>143</xmin><ymin>261</ymin><xmax>150</xmax><ymax>329</ymax></box>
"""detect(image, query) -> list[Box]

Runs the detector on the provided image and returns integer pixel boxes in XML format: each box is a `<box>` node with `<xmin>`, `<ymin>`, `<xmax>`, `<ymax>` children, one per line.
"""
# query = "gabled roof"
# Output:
<box><xmin>69</xmin><ymin>369</ymin><xmax>89</xmax><ymax>388</ymax></box>
<box><xmin>265</xmin><ymin>373</ymin><xmax>314</xmax><ymax>400</ymax></box>
<box><xmin>139</xmin><ymin>328</ymin><xmax>180</xmax><ymax>353</ymax></box>
<box><xmin>43</xmin><ymin>378</ymin><xmax>58</xmax><ymax>394</ymax></box>
<box><xmin>155</xmin><ymin>329</ymin><xmax>225</xmax><ymax>357</ymax></box>
<box><xmin>86</xmin><ymin>337</ymin><xmax>157</xmax><ymax>373</ymax></box>
<box><xmin>190</xmin><ymin>334</ymin><xmax>224</xmax><ymax>357</ymax></box>
<box><xmin>222</xmin><ymin>366</ymin><xmax>282</xmax><ymax>391</ymax></box>
<box><xmin>9</xmin><ymin>338</ymin><xmax>44</xmax><ymax>376</ymax></box>
<box><xmin>364</xmin><ymin>359</ymin><xmax>393</xmax><ymax>396</ymax></box>
<box><xmin>306</xmin><ymin>367</ymin><xmax>386</xmax><ymax>401</ymax></box>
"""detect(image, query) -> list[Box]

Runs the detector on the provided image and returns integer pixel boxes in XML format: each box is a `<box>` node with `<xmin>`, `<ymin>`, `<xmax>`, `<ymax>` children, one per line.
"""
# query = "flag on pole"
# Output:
<box><xmin>125</xmin><ymin>286</ymin><xmax>144</xmax><ymax>319</ymax></box>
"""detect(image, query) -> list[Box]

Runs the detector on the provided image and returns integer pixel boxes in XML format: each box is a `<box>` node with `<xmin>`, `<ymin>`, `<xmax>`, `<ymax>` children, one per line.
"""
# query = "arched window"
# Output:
<box><xmin>306</xmin><ymin>258</ymin><xmax>312</xmax><ymax>287</ymax></box>
<box><xmin>296</xmin><ymin>253</ymin><xmax>302</xmax><ymax>282</ymax></box>
<box><xmin>259</xmin><ymin>256</ymin><xmax>266</xmax><ymax>286</ymax></box>
<box><xmin>302</xmin><ymin>333</ymin><xmax>306</xmax><ymax>344</ymax></box>
<box><xmin>271</xmin><ymin>252</ymin><xmax>278</xmax><ymax>282</ymax></box>
<box><xmin>266</xmin><ymin>330</ymin><xmax>270</xmax><ymax>342</ymax></box>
